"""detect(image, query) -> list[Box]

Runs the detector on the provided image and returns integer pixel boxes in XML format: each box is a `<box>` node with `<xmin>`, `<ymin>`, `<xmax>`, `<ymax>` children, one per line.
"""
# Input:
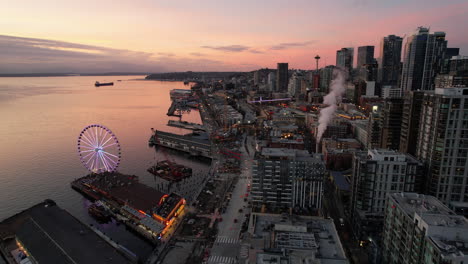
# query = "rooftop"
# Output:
<box><xmin>87</xmin><ymin>173</ymin><xmax>165</xmax><ymax>213</ymax></box>
<box><xmin>250</xmin><ymin>213</ymin><xmax>348</xmax><ymax>264</ymax></box>
<box><xmin>434</xmin><ymin>87</ymin><xmax>468</xmax><ymax>96</ymax></box>
<box><xmin>390</xmin><ymin>192</ymin><xmax>456</xmax><ymax>220</ymax></box>
<box><xmin>0</xmin><ymin>200</ymin><xmax>131</xmax><ymax>264</ymax></box>
<box><xmin>357</xmin><ymin>149</ymin><xmax>421</xmax><ymax>163</ymax></box>
<box><xmin>390</xmin><ymin>193</ymin><xmax>468</xmax><ymax>257</ymax></box>
<box><xmin>260</xmin><ymin>148</ymin><xmax>321</xmax><ymax>162</ymax></box>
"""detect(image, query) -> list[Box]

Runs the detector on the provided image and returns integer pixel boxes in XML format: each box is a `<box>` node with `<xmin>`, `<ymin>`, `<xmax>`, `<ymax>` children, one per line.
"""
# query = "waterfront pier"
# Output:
<box><xmin>149</xmin><ymin>129</ymin><xmax>212</xmax><ymax>159</ymax></box>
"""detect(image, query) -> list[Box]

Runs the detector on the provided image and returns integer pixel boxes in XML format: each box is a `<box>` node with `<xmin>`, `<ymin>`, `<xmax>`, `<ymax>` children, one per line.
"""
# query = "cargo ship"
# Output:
<box><xmin>95</xmin><ymin>81</ymin><xmax>114</xmax><ymax>87</ymax></box>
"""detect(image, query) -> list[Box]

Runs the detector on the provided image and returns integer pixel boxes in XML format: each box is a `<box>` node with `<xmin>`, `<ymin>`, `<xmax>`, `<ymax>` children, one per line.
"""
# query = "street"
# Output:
<box><xmin>207</xmin><ymin>134</ymin><xmax>254</xmax><ymax>263</ymax></box>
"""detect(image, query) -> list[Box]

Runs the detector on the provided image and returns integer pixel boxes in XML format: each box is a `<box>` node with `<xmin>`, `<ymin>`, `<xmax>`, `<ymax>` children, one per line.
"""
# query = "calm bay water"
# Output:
<box><xmin>0</xmin><ymin>76</ymin><xmax>209</xmax><ymax>222</ymax></box>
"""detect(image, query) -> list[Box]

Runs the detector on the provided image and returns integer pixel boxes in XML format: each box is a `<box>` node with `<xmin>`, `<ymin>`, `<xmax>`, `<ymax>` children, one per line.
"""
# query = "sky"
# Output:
<box><xmin>1</xmin><ymin>0</ymin><xmax>468</xmax><ymax>73</ymax></box>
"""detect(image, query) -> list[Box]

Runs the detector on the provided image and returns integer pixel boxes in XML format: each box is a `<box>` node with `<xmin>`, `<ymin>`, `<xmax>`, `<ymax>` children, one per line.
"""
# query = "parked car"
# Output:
<box><xmin>234</xmin><ymin>219</ymin><xmax>238</xmax><ymax>223</ymax></box>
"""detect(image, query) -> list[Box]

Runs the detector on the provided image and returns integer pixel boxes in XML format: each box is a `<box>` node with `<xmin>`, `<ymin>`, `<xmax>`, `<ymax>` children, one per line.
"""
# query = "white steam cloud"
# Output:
<box><xmin>316</xmin><ymin>69</ymin><xmax>346</xmax><ymax>143</ymax></box>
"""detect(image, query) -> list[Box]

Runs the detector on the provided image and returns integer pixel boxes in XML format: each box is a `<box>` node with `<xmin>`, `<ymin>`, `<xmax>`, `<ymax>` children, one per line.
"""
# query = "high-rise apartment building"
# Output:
<box><xmin>350</xmin><ymin>150</ymin><xmax>424</xmax><ymax>240</ymax></box>
<box><xmin>251</xmin><ymin>148</ymin><xmax>325</xmax><ymax>212</ymax></box>
<box><xmin>288</xmin><ymin>71</ymin><xmax>304</xmax><ymax>98</ymax></box>
<box><xmin>416</xmin><ymin>87</ymin><xmax>468</xmax><ymax>206</ymax></box>
<box><xmin>380</xmin><ymin>98</ymin><xmax>404</xmax><ymax>150</ymax></box>
<box><xmin>399</xmin><ymin>91</ymin><xmax>424</xmax><ymax>156</ymax></box>
<box><xmin>320</xmin><ymin>66</ymin><xmax>335</xmax><ymax>93</ymax></box>
<box><xmin>253</xmin><ymin>71</ymin><xmax>260</xmax><ymax>85</ymax></box>
<box><xmin>440</xmin><ymin>48</ymin><xmax>460</xmax><ymax>74</ymax></box>
<box><xmin>367</xmin><ymin>107</ymin><xmax>382</xmax><ymax>149</ymax></box>
<box><xmin>267</xmin><ymin>72</ymin><xmax>276</xmax><ymax>92</ymax></box>
<box><xmin>382</xmin><ymin>192</ymin><xmax>468</xmax><ymax>264</ymax></box>
<box><xmin>378</xmin><ymin>35</ymin><xmax>403</xmax><ymax>86</ymax></box>
<box><xmin>450</xmin><ymin>55</ymin><xmax>468</xmax><ymax>73</ymax></box>
<box><xmin>357</xmin><ymin>46</ymin><xmax>375</xmax><ymax>68</ymax></box>
<box><xmin>336</xmin><ymin>48</ymin><xmax>354</xmax><ymax>73</ymax></box>
<box><xmin>401</xmin><ymin>27</ymin><xmax>447</xmax><ymax>91</ymax></box>
<box><xmin>276</xmin><ymin>63</ymin><xmax>289</xmax><ymax>92</ymax></box>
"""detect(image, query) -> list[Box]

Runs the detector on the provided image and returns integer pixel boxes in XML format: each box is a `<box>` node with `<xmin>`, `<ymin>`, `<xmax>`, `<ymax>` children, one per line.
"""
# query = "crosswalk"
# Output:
<box><xmin>207</xmin><ymin>255</ymin><xmax>237</xmax><ymax>264</ymax></box>
<box><xmin>215</xmin><ymin>236</ymin><xmax>239</xmax><ymax>244</ymax></box>
<box><xmin>239</xmin><ymin>244</ymin><xmax>249</xmax><ymax>258</ymax></box>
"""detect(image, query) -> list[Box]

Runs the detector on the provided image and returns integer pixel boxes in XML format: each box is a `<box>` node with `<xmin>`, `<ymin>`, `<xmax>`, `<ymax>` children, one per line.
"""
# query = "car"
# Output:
<box><xmin>238</xmin><ymin>208</ymin><xmax>243</xmax><ymax>213</ymax></box>
<box><xmin>234</xmin><ymin>219</ymin><xmax>238</xmax><ymax>223</ymax></box>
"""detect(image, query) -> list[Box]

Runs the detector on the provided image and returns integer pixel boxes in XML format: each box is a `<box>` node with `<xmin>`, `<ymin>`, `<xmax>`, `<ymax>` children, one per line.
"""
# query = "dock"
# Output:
<box><xmin>167</xmin><ymin>120</ymin><xmax>205</xmax><ymax>131</ymax></box>
<box><xmin>167</xmin><ymin>101</ymin><xmax>181</xmax><ymax>117</ymax></box>
<box><xmin>71</xmin><ymin>172</ymin><xmax>186</xmax><ymax>245</ymax></box>
<box><xmin>150</xmin><ymin>130</ymin><xmax>212</xmax><ymax>159</ymax></box>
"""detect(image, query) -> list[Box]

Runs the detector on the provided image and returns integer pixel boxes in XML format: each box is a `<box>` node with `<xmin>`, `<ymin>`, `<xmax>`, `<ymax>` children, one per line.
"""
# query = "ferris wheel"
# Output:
<box><xmin>77</xmin><ymin>124</ymin><xmax>121</xmax><ymax>173</ymax></box>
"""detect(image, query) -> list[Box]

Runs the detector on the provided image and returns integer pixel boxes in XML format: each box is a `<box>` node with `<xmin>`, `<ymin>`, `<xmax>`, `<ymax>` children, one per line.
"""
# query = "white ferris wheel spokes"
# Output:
<box><xmin>77</xmin><ymin>124</ymin><xmax>121</xmax><ymax>173</ymax></box>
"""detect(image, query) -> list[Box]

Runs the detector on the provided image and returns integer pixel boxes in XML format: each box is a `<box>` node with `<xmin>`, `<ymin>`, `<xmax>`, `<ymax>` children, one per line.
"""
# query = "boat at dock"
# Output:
<box><xmin>147</xmin><ymin>160</ymin><xmax>192</xmax><ymax>182</ymax></box>
<box><xmin>95</xmin><ymin>81</ymin><xmax>114</xmax><ymax>87</ymax></box>
<box><xmin>88</xmin><ymin>202</ymin><xmax>112</xmax><ymax>223</ymax></box>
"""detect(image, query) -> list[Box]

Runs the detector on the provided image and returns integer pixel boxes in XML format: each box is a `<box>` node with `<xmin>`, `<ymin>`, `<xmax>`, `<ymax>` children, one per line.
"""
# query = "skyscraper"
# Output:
<box><xmin>320</xmin><ymin>65</ymin><xmax>335</xmax><ymax>93</ymax></box>
<box><xmin>253</xmin><ymin>70</ymin><xmax>260</xmax><ymax>85</ymax></box>
<box><xmin>416</xmin><ymin>87</ymin><xmax>468</xmax><ymax>206</ymax></box>
<box><xmin>421</xmin><ymin>31</ymin><xmax>448</xmax><ymax>90</ymax></box>
<box><xmin>378</xmin><ymin>35</ymin><xmax>403</xmax><ymax>85</ymax></box>
<box><xmin>357</xmin><ymin>46</ymin><xmax>375</xmax><ymax>68</ymax></box>
<box><xmin>336</xmin><ymin>48</ymin><xmax>354</xmax><ymax>73</ymax></box>
<box><xmin>267</xmin><ymin>72</ymin><xmax>276</xmax><ymax>92</ymax></box>
<box><xmin>276</xmin><ymin>63</ymin><xmax>289</xmax><ymax>92</ymax></box>
<box><xmin>400</xmin><ymin>27</ymin><xmax>447</xmax><ymax>91</ymax></box>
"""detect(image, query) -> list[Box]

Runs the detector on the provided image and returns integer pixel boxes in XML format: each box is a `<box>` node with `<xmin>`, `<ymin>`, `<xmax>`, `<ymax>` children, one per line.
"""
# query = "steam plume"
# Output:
<box><xmin>316</xmin><ymin>69</ymin><xmax>346</xmax><ymax>143</ymax></box>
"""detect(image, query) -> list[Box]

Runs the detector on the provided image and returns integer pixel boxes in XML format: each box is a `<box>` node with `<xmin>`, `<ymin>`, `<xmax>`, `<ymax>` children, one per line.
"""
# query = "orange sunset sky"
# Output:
<box><xmin>1</xmin><ymin>0</ymin><xmax>467</xmax><ymax>73</ymax></box>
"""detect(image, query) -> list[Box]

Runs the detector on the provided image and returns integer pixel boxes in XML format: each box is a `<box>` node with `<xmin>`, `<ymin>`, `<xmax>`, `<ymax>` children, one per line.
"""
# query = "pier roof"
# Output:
<box><xmin>89</xmin><ymin>174</ymin><xmax>165</xmax><ymax>212</ymax></box>
<box><xmin>0</xmin><ymin>200</ymin><xmax>131</xmax><ymax>264</ymax></box>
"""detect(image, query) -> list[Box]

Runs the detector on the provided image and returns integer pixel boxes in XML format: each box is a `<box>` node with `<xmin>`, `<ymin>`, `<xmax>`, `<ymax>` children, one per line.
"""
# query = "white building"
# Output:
<box><xmin>287</xmin><ymin>71</ymin><xmax>303</xmax><ymax>97</ymax></box>
<box><xmin>252</xmin><ymin>148</ymin><xmax>325</xmax><ymax>212</ymax></box>
<box><xmin>381</xmin><ymin>85</ymin><xmax>402</xmax><ymax>99</ymax></box>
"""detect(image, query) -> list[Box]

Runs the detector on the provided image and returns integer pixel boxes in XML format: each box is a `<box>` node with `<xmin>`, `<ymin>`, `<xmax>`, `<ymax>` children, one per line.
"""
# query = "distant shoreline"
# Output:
<box><xmin>0</xmin><ymin>73</ymin><xmax>150</xmax><ymax>78</ymax></box>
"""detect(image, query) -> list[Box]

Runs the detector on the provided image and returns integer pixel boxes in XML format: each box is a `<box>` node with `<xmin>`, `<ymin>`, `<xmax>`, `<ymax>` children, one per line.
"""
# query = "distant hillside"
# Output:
<box><xmin>0</xmin><ymin>72</ymin><xmax>149</xmax><ymax>77</ymax></box>
<box><xmin>145</xmin><ymin>71</ymin><xmax>245</xmax><ymax>81</ymax></box>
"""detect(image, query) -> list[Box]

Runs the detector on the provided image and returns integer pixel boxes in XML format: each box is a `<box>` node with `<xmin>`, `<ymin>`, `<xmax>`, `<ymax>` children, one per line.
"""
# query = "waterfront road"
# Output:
<box><xmin>208</xmin><ymin>135</ymin><xmax>253</xmax><ymax>263</ymax></box>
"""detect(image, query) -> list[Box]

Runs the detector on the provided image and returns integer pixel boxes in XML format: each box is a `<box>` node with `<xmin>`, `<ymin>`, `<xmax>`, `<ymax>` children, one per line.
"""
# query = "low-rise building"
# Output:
<box><xmin>248</xmin><ymin>213</ymin><xmax>349</xmax><ymax>264</ymax></box>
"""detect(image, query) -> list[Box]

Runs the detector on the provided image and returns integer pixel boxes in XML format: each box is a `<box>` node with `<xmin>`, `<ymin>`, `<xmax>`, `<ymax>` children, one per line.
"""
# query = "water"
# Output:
<box><xmin>0</xmin><ymin>76</ymin><xmax>210</xmax><ymax>258</ymax></box>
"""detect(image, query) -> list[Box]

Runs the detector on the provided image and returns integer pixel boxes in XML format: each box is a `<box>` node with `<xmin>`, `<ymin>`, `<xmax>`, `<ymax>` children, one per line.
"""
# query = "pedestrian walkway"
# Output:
<box><xmin>215</xmin><ymin>236</ymin><xmax>239</xmax><ymax>244</ymax></box>
<box><xmin>208</xmin><ymin>255</ymin><xmax>237</xmax><ymax>264</ymax></box>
